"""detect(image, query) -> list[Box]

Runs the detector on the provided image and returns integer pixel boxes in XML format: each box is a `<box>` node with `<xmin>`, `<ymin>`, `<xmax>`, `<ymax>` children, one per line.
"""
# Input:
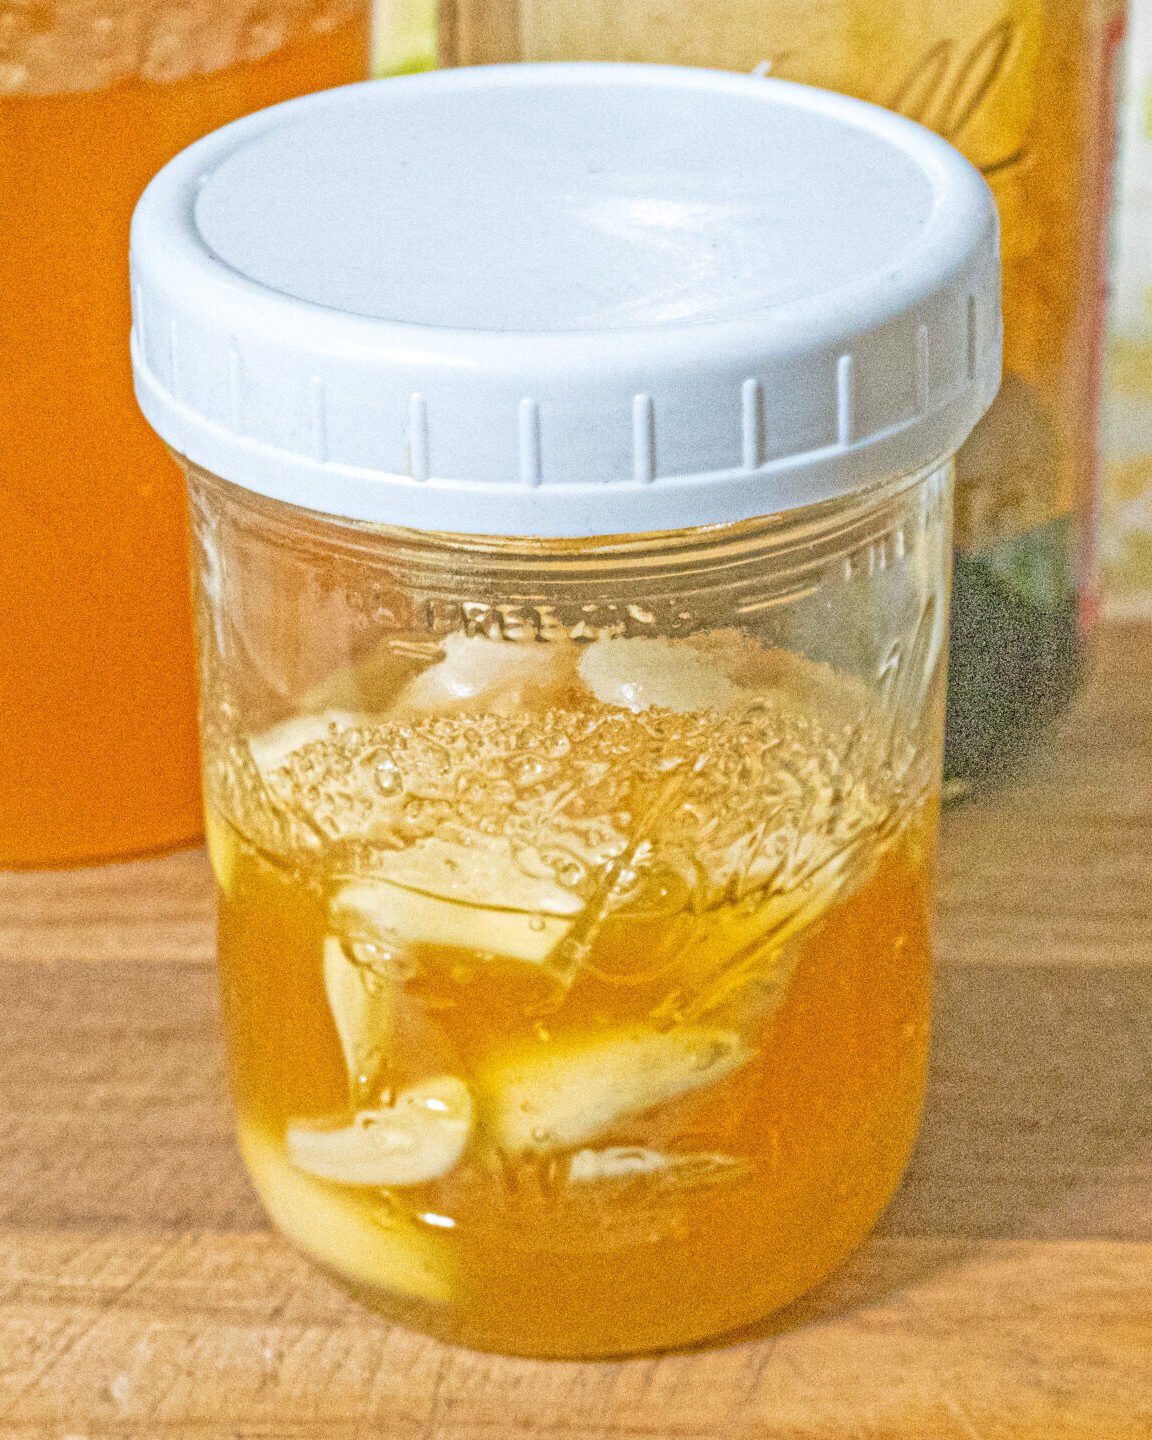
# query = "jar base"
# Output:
<box><xmin>259</xmin><ymin>1159</ymin><xmax>919</xmax><ymax>1361</ymax></box>
<box><xmin>305</xmin><ymin>1226</ymin><xmax>882</xmax><ymax>1360</ymax></box>
<box><xmin>0</xmin><ymin>820</ymin><xmax>206</xmax><ymax>873</ymax></box>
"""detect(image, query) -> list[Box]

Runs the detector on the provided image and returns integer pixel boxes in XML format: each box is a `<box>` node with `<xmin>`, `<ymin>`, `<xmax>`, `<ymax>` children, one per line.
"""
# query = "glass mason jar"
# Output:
<box><xmin>130</xmin><ymin>67</ymin><xmax>999</xmax><ymax>1354</ymax></box>
<box><xmin>434</xmin><ymin>0</ymin><xmax>1126</xmax><ymax>787</ymax></box>
<box><xmin>188</xmin><ymin>461</ymin><xmax>950</xmax><ymax>1355</ymax></box>
<box><xmin>0</xmin><ymin>0</ymin><xmax>371</xmax><ymax>868</ymax></box>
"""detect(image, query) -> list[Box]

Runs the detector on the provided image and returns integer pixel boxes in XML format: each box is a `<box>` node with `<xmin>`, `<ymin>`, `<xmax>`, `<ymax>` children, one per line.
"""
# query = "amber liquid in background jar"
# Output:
<box><xmin>191</xmin><ymin>463</ymin><xmax>948</xmax><ymax>1356</ymax></box>
<box><xmin>436</xmin><ymin>0</ymin><xmax>1125</xmax><ymax>787</ymax></box>
<box><xmin>0</xmin><ymin>1</ymin><xmax>369</xmax><ymax>868</ymax></box>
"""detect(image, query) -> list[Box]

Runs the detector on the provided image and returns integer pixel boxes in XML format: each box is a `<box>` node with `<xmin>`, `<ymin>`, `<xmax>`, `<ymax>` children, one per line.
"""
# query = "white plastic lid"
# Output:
<box><xmin>130</xmin><ymin>64</ymin><xmax>1000</xmax><ymax>537</ymax></box>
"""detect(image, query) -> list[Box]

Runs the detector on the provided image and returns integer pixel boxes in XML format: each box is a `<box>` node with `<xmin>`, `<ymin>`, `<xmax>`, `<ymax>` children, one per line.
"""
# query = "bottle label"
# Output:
<box><xmin>517</xmin><ymin>0</ymin><xmax>1044</xmax><ymax>246</ymax></box>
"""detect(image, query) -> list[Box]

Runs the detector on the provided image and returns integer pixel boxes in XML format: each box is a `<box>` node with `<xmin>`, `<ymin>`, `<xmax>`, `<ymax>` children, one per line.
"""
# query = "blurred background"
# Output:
<box><xmin>372</xmin><ymin>0</ymin><xmax>1152</xmax><ymax>619</ymax></box>
<box><xmin>3</xmin><ymin>0</ymin><xmax>1146</xmax><ymax>868</ymax></box>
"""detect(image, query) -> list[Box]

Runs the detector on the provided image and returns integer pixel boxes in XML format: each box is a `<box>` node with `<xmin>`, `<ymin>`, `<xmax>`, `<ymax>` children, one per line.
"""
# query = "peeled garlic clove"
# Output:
<box><xmin>323</xmin><ymin>936</ymin><xmax>393</xmax><ymax>1095</ymax></box>
<box><xmin>567</xmin><ymin>1147</ymin><xmax>746</xmax><ymax>1184</ymax></box>
<box><xmin>334</xmin><ymin>874</ymin><xmax>574</xmax><ymax>966</ymax></box>
<box><xmin>301</xmin><ymin>637</ymin><xmax>424</xmax><ymax>714</ymax></box>
<box><xmin>391</xmin><ymin>631</ymin><xmax>579</xmax><ymax>717</ymax></box>
<box><xmin>479</xmin><ymin>1025</ymin><xmax>753</xmax><ymax>1155</ymax></box>
<box><xmin>729</xmin><ymin>850</ymin><xmax>849</xmax><ymax>952</ymax></box>
<box><xmin>239</xmin><ymin>1123</ymin><xmax>455</xmax><ymax>1303</ymax></box>
<box><xmin>657</xmin><ymin>855</ymin><xmax>851</xmax><ymax>1029</ymax></box>
<box><xmin>568</xmin><ymin>1146</ymin><xmax>671</xmax><ymax>1181</ymax></box>
<box><xmin>367</xmin><ymin>837</ymin><xmax>584</xmax><ymax>918</ymax></box>
<box><xmin>760</xmin><ymin>860</ymin><xmax>848</xmax><ymax>945</ymax></box>
<box><xmin>287</xmin><ymin>1075</ymin><xmax>473</xmax><ymax>1186</ymax></box>
<box><xmin>248</xmin><ymin>710</ymin><xmax>361</xmax><ymax>776</ymax></box>
<box><xmin>578</xmin><ymin>636</ymin><xmax>745</xmax><ymax>713</ymax></box>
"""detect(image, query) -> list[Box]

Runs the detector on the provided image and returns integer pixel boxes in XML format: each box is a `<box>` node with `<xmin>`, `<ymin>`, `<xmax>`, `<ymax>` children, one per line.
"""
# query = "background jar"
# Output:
<box><xmin>130</xmin><ymin>66</ymin><xmax>1000</xmax><ymax>1356</ymax></box>
<box><xmin>0</xmin><ymin>0</ymin><xmax>371</xmax><ymax>868</ymax></box>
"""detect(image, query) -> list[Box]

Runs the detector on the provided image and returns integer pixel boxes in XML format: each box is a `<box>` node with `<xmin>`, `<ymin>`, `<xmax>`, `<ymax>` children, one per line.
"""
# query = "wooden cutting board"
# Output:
<box><xmin>1</xmin><ymin>624</ymin><xmax>1150</xmax><ymax>1437</ymax></box>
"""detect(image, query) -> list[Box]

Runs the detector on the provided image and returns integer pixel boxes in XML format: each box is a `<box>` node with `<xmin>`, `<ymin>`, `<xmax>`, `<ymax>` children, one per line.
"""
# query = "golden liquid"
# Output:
<box><xmin>0</xmin><ymin>6</ymin><xmax>369</xmax><ymax>867</ymax></box>
<box><xmin>209</xmin><ymin>646</ymin><xmax>936</xmax><ymax>1357</ymax></box>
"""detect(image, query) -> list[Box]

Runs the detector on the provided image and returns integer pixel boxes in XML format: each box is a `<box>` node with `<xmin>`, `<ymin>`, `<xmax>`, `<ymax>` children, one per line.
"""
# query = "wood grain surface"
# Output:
<box><xmin>2</xmin><ymin>624</ymin><xmax>1150</xmax><ymax>1438</ymax></box>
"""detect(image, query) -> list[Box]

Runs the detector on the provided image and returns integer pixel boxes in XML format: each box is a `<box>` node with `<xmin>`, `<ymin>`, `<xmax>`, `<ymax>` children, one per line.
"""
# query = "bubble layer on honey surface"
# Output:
<box><xmin>210</xmin><ymin>632</ymin><xmax>934</xmax><ymax>1349</ymax></box>
<box><xmin>210</xmin><ymin>642</ymin><xmax>907</xmax><ymax>915</ymax></box>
